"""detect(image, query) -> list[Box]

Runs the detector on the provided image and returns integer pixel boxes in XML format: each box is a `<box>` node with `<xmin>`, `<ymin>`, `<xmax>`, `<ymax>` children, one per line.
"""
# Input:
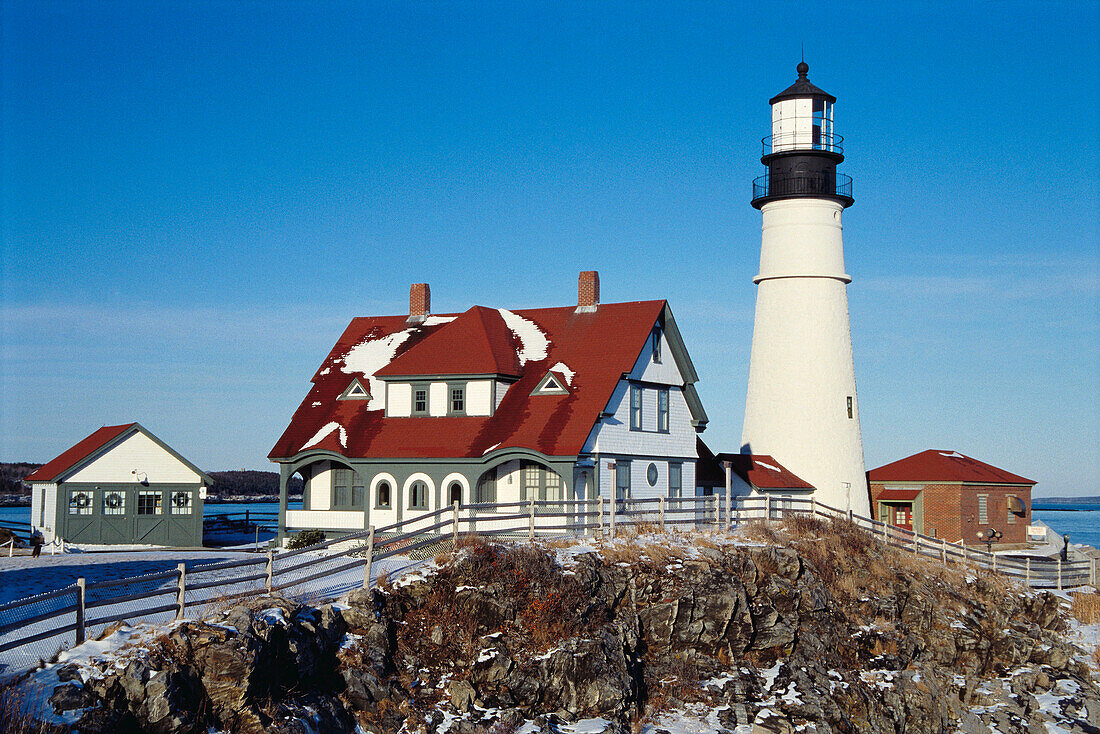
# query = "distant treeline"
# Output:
<box><xmin>1</xmin><ymin>463</ymin><xmax>300</xmax><ymax>497</ymax></box>
<box><xmin>207</xmin><ymin>470</ymin><xmax>303</xmax><ymax>496</ymax></box>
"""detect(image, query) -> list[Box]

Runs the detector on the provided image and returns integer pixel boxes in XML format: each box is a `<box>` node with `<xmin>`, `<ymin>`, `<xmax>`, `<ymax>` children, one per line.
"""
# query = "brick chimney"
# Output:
<box><xmin>408</xmin><ymin>283</ymin><xmax>430</xmax><ymax>323</ymax></box>
<box><xmin>576</xmin><ymin>271</ymin><xmax>599</xmax><ymax>313</ymax></box>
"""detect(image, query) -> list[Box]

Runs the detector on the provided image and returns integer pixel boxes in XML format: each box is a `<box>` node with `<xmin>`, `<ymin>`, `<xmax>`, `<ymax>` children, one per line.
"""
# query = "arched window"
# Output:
<box><xmin>409</xmin><ymin>480</ymin><xmax>428</xmax><ymax>510</ymax></box>
<box><xmin>448</xmin><ymin>481</ymin><xmax>462</xmax><ymax>507</ymax></box>
<box><xmin>376</xmin><ymin>481</ymin><xmax>391</xmax><ymax>509</ymax></box>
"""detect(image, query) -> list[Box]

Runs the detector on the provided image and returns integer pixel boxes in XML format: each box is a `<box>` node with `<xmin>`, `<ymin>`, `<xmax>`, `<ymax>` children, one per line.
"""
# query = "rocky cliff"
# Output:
<box><xmin>11</xmin><ymin>515</ymin><xmax>1100</xmax><ymax>733</ymax></box>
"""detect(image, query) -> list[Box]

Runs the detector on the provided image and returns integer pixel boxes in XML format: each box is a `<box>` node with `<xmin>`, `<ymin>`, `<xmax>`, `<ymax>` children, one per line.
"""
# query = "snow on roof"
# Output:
<box><xmin>549</xmin><ymin>361</ymin><xmax>575</xmax><ymax>386</ymax></box>
<box><xmin>497</xmin><ymin>308</ymin><xmax>548</xmax><ymax>365</ymax></box>
<box><xmin>713</xmin><ymin>453</ymin><xmax>815</xmax><ymax>490</ymax></box>
<box><xmin>341</xmin><ymin>329</ymin><xmax>415</xmax><ymax>411</ymax></box>
<box><xmin>301</xmin><ymin>422</ymin><xmax>347</xmax><ymax>451</ymax></box>
<box><xmin>269</xmin><ymin>300</ymin><xmax>674</xmax><ymax>461</ymax></box>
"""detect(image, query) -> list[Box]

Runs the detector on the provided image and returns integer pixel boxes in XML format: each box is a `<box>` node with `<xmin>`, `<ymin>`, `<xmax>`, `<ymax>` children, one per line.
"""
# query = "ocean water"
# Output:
<box><xmin>1029</xmin><ymin>507</ymin><xmax>1100</xmax><ymax>549</ymax></box>
<box><xmin>4</xmin><ymin>501</ymin><xmax>1099</xmax><ymax>550</ymax></box>
<box><xmin>0</xmin><ymin>501</ymin><xmax>296</xmax><ymax>529</ymax></box>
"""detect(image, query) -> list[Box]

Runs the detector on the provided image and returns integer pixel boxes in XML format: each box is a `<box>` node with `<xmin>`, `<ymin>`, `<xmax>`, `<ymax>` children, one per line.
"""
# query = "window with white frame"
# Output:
<box><xmin>170</xmin><ymin>490</ymin><xmax>192</xmax><ymax>515</ymax></box>
<box><xmin>630</xmin><ymin>386</ymin><xmax>642</xmax><ymax>430</ymax></box>
<box><xmin>409</xmin><ymin>480</ymin><xmax>428</xmax><ymax>510</ymax></box>
<box><xmin>657</xmin><ymin>388</ymin><xmax>669</xmax><ymax>432</ymax></box>
<box><xmin>103</xmin><ymin>490</ymin><xmax>125</xmax><ymax>515</ymax></box>
<box><xmin>375</xmin><ymin>481</ymin><xmax>392</xmax><ymax>509</ymax></box>
<box><xmin>69</xmin><ymin>489</ymin><xmax>93</xmax><ymax>516</ymax></box>
<box><xmin>137</xmin><ymin>490</ymin><xmax>162</xmax><ymax>516</ymax></box>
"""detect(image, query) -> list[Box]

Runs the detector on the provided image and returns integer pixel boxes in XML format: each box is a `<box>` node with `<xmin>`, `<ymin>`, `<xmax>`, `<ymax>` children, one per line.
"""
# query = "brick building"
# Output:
<box><xmin>868</xmin><ymin>450</ymin><xmax>1035</xmax><ymax>545</ymax></box>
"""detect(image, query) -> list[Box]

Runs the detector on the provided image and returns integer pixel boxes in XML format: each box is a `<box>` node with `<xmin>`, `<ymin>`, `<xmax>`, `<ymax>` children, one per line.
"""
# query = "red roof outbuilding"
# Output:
<box><xmin>868</xmin><ymin>450</ymin><xmax>1035</xmax><ymax>485</ymax></box>
<box><xmin>713</xmin><ymin>452</ymin><xmax>815</xmax><ymax>490</ymax></box>
<box><xmin>24</xmin><ymin>424</ymin><xmax>137</xmax><ymax>483</ymax></box>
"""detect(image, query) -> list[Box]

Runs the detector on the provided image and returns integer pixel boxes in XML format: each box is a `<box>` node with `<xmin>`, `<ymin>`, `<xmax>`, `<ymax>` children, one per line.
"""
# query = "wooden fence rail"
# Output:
<box><xmin>1</xmin><ymin>494</ymin><xmax>1095</xmax><ymax>666</ymax></box>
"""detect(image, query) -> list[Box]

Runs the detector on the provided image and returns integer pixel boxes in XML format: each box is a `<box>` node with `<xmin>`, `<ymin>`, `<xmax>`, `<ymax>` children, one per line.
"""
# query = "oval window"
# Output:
<box><xmin>647</xmin><ymin>463</ymin><xmax>658</xmax><ymax>487</ymax></box>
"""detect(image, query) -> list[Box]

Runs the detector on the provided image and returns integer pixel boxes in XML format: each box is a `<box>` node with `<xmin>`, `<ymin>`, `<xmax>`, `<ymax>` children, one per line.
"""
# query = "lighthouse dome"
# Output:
<box><xmin>769</xmin><ymin>62</ymin><xmax>836</xmax><ymax>104</ymax></box>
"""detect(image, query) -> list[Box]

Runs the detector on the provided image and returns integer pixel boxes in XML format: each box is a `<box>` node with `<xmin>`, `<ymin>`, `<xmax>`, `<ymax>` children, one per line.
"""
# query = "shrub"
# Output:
<box><xmin>286</xmin><ymin>529</ymin><xmax>326</xmax><ymax>549</ymax></box>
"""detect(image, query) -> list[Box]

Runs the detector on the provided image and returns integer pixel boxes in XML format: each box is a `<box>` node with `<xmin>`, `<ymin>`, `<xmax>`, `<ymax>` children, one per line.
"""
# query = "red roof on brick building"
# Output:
<box><xmin>270</xmin><ymin>300</ymin><xmax>676</xmax><ymax>461</ymax></box>
<box><xmin>24</xmin><ymin>424</ymin><xmax>137</xmax><ymax>483</ymax></box>
<box><xmin>868</xmin><ymin>450</ymin><xmax>1035</xmax><ymax>485</ymax></box>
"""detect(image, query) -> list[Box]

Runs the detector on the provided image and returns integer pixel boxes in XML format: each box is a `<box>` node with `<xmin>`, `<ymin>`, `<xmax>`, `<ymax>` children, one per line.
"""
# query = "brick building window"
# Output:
<box><xmin>977</xmin><ymin>494</ymin><xmax>989</xmax><ymax>524</ymax></box>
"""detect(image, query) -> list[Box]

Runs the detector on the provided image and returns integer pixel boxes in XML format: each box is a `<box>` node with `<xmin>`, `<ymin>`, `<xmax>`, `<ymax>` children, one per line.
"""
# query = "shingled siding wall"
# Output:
<box><xmin>871</xmin><ymin>482</ymin><xmax>1031</xmax><ymax>544</ymax></box>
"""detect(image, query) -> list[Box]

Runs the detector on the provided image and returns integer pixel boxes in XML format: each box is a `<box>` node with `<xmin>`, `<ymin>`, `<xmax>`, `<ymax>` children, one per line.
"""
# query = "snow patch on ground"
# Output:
<box><xmin>497</xmin><ymin>309</ymin><xmax>549</xmax><ymax>365</ymax></box>
<box><xmin>300</xmin><ymin>421</ymin><xmax>346</xmax><ymax>450</ymax></box>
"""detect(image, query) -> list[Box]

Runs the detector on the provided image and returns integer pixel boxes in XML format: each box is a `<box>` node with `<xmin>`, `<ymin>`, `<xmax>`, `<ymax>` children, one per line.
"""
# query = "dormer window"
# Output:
<box><xmin>449</xmin><ymin>385</ymin><xmax>465</xmax><ymax>415</ymax></box>
<box><xmin>532</xmin><ymin>372</ymin><xmax>569</xmax><ymax>395</ymax></box>
<box><xmin>338</xmin><ymin>378</ymin><xmax>370</xmax><ymax>400</ymax></box>
<box><xmin>412</xmin><ymin>384</ymin><xmax>429</xmax><ymax>415</ymax></box>
<box><xmin>651</xmin><ymin>328</ymin><xmax>662</xmax><ymax>363</ymax></box>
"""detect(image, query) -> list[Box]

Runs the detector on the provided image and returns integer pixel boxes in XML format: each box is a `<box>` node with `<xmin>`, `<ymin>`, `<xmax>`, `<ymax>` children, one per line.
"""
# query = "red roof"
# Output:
<box><xmin>24</xmin><ymin>424</ymin><xmax>137</xmax><ymax>483</ymax></box>
<box><xmin>377</xmin><ymin>306</ymin><xmax>521</xmax><ymax>378</ymax></box>
<box><xmin>714</xmin><ymin>453</ymin><xmax>814</xmax><ymax>490</ymax></box>
<box><xmin>877</xmin><ymin>488</ymin><xmax>921</xmax><ymax>501</ymax></box>
<box><xmin>868</xmin><ymin>450</ymin><xmax>1035</xmax><ymax>485</ymax></box>
<box><xmin>270</xmin><ymin>300</ymin><xmax>669</xmax><ymax>460</ymax></box>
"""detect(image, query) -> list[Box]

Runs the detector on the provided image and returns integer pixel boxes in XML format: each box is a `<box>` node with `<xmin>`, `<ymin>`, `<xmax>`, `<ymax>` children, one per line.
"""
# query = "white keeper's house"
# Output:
<box><xmin>269</xmin><ymin>272</ymin><xmax>710</xmax><ymax>541</ymax></box>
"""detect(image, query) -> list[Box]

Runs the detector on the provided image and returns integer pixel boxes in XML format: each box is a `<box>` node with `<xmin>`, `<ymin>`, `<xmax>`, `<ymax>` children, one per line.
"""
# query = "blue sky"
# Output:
<box><xmin>2</xmin><ymin>1</ymin><xmax>1097</xmax><ymax>496</ymax></box>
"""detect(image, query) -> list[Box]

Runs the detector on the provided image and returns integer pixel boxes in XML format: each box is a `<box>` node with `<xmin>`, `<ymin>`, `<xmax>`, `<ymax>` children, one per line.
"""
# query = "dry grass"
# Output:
<box><xmin>0</xmin><ymin>680</ymin><xmax>58</xmax><ymax>734</ymax></box>
<box><xmin>1070</xmin><ymin>591</ymin><xmax>1100</xmax><ymax>625</ymax></box>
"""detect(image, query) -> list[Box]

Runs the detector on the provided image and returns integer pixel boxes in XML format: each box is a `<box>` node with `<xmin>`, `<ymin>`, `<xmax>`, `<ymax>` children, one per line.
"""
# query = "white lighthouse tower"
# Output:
<box><xmin>741</xmin><ymin>62</ymin><xmax>869</xmax><ymax>515</ymax></box>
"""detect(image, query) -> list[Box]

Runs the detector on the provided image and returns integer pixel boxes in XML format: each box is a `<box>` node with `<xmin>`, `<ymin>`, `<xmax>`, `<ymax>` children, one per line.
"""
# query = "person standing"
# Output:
<box><xmin>30</xmin><ymin>528</ymin><xmax>44</xmax><ymax>559</ymax></box>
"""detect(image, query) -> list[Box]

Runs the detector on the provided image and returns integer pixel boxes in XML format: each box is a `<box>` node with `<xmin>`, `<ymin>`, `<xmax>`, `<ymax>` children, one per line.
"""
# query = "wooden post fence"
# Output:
<box><xmin>610</xmin><ymin>493</ymin><xmax>617</xmax><ymax>539</ymax></box>
<box><xmin>941</xmin><ymin>539</ymin><xmax>948</xmax><ymax>565</ymax></box>
<box><xmin>362</xmin><ymin>525</ymin><xmax>375</xmax><ymax>589</ymax></box>
<box><xmin>452</xmin><ymin>501</ymin><xmax>460</xmax><ymax>546</ymax></box>
<box><xmin>598</xmin><ymin>496</ymin><xmax>604</xmax><ymax>538</ymax></box>
<box><xmin>658</xmin><ymin>496</ymin><xmax>665</xmax><ymax>531</ymax></box>
<box><xmin>75</xmin><ymin>578</ymin><xmax>86</xmax><ymax>646</ymax></box>
<box><xmin>1026</xmin><ymin>557</ymin><xmax>1031</xmax><ymax>585</ymax></box>
<box><xmin>1057</xmin><ymin>559</ymin><xmax>1063</xmax><ymax>591</ymax></box>
<box><xmin>713</xmin><ymin>495</ymin><xmax>721</xmax><ymax>529</ymax></box>
<box><xmin>265</xmin><ymin>550</ymin><xmax>274</xmax><ymax>593</ymax></box>
<box><xmin>528</xmin><ymin>497</ymin><xmax>536</xmax><ymax>541</ymax></box>
<box><xmin>175</xmin><ymin>563</ymin><xmax>186</xmax><ymax>620</ymax></box>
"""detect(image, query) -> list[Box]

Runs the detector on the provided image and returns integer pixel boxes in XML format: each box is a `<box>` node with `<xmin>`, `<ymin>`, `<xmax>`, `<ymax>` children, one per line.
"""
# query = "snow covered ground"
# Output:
<box><xmin>0</xmin><ymin>547</ymin><xmax>426</xmax><ymax>680</ymax></box>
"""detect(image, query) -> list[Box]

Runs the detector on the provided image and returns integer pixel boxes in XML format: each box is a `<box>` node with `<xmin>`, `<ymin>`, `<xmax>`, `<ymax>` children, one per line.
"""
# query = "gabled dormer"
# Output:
<box><xmin>337</xmin><ymin>378</ymin><xmax>371</xmax><ymax>400</ymax></box>
<box><xmin>374</xmin><ymin>305</ymin><xmax>526</xmax><ymax>417</ymax></box>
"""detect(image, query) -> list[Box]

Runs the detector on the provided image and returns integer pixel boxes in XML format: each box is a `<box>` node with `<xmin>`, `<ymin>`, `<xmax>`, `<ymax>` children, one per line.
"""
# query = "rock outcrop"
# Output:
<box><xmin>18</xmin><ymin>517</ymin><xmax>1100</xmax><ymax>733</ymax></box>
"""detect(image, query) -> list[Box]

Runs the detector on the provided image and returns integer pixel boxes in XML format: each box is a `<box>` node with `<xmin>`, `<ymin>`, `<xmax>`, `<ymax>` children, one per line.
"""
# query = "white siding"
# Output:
<box><xmin>429</xmin><ymin>382</ymin><xmax>448</xmax><ymax>417</ymax></box>
<box><xmin>493</xmin><ymin>380</ymin><xmax>511</xmax><ymax>411</ymax></box>
<box><xmin>388</xmin><ymin>383</ymin><xmax>412</xmax><ymax>417</ymax></box>
<box><xmin>629</xmin><ymin>329</ymin><xmax>684</xmax><ymax>386</ymax></box>
<box><xmin>584</xmin><ymin>381</ymin><xmax>696</xmax><ymax>460</ymax></box>
<box><xmin>308</xmin><ymin>463</ymin><xmax>332</xmax><ymax>510</ymax></box>
<box><xmin>467</xmin><ymin>380</ymin><xmax>493</xmax><ymax>416</ymax></box>
<box><xmin>286</xmin><ymin>509</ymin><xmax>364</xmax><ymax>531</ymax></box>
<box><xmin>65</xmin><ymin>431</ymin><xmax>203</xmax><ymax>484</ymax></box>
<box><xmin>594</xmin><ymin>459</ymin><xmax>696</xmax><ymax>503</ymax></box>
<box><xmin>367</xmin><ymin>473</ymin><xmax>399</xmax><ymax>528</ymax></box>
